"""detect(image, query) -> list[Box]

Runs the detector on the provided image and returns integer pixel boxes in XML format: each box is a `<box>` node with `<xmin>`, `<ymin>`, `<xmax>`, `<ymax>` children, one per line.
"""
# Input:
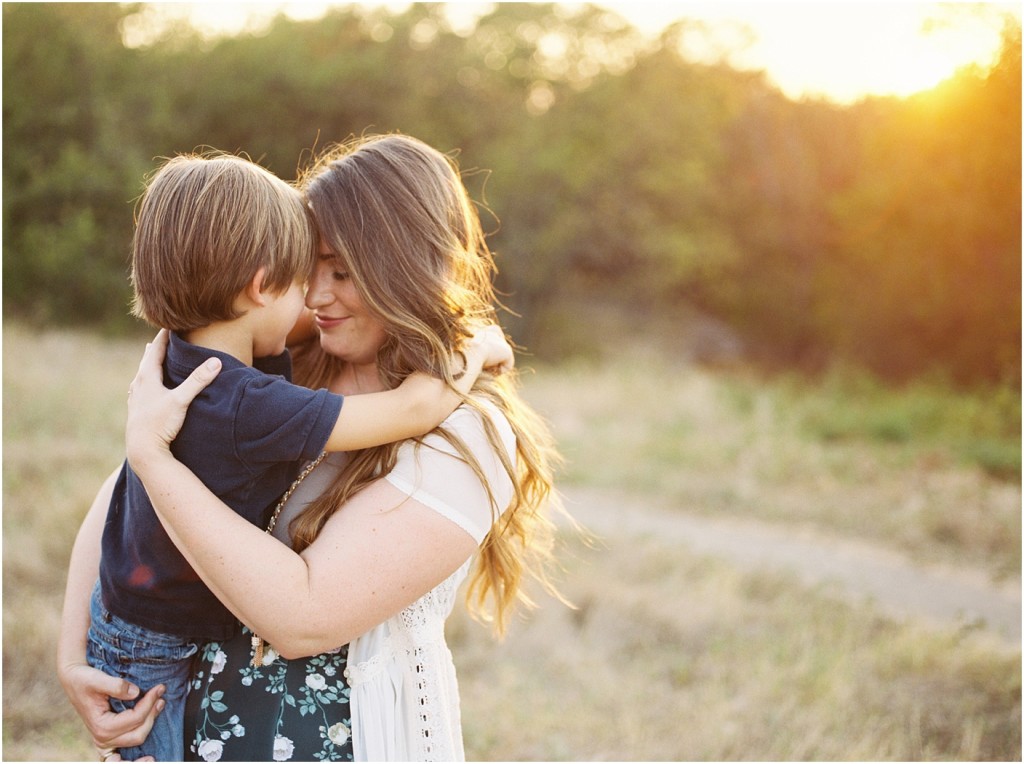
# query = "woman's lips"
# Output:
<box><xmin>314</xmin><ymin>315</ymin><xmax>348</xmax><ymax>330</ymax></box>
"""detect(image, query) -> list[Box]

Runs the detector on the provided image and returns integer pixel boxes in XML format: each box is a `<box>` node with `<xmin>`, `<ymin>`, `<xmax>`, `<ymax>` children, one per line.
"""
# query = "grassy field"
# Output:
<box><xmin>522</xmin><ymin>355</ymin><xmax>1021</xmax><ymax>578</ymax></box>
<box><xmin>3</xmin><ymin>324</ymin><xmax>1020</xmax><ymax>761</ymax></box>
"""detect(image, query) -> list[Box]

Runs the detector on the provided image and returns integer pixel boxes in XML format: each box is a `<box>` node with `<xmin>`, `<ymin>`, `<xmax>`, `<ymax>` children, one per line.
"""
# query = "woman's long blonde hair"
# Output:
<box><xmin>290</xmin><ymin>134</ymin><xmax>567</xmax><ymax>634</ymax></box>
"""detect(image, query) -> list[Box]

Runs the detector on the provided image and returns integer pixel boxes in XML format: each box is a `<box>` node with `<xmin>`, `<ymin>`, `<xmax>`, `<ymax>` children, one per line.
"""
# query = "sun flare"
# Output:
<box><xmin>657</xmin><ymin>2</ymin><xmax>1014</xmax><ymax>103</ymax></box>
<box><xmin>127</xmin><ymin>2</ymin><xmax>1015</xmax><ymax>103</ymax></box>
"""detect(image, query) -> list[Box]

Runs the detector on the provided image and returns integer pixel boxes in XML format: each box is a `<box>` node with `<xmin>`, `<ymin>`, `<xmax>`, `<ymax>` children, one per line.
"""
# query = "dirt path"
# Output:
<box><xmin>562</xmin><ymin>485</ymin><xmax>1022</xmax><ymax>647</ymax></box>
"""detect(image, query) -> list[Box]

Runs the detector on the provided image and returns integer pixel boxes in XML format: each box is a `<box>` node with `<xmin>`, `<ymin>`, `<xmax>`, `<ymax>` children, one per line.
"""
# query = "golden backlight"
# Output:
<box><xmin>736</xmin><ymin>2</ymin><xmax>1011</xmax><ymax>102</ymax></box>
<box><xmin>128</xmin><ymin>2</ymin><xmax>1014</xmax><ymax>104</ymax></box>
<box><xmin>622</xmin><ymin>1</ymin><xmax>1014</xmax><ymax>103</ymax></box>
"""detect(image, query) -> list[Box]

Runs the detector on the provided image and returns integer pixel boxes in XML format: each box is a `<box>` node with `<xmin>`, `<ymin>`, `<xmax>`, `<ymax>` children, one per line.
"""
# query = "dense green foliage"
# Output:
<box><xmin>3</xmin><ymin>3</ymin><xmax>1020</xmax><ymax>383</ymax></box>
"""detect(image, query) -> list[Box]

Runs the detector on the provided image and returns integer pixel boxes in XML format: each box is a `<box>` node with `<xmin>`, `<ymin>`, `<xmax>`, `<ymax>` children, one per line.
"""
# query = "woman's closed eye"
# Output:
<box><xmin>318</xmin><ymin>255</ymin><xmax>349</xmax><ymax>281</ymax></box>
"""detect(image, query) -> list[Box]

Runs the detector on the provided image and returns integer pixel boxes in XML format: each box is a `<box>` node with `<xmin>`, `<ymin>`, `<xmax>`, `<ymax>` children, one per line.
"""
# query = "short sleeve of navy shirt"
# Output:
<box><xmin>167</xmin><ymin>332</ymin><xmax>343</xmax><ymax>522</ymax></box>
<box><xmin>98</xmin><ymin>332</ymin><xmax>344</xmax><ymax>640</ymax></box>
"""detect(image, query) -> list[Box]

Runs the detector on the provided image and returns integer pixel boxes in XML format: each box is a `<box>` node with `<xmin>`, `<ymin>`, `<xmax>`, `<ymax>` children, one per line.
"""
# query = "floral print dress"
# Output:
<box><xmin>184</xmin><ymin>624</ymin><xmax>353</xmax><ymax>762</ymax></box>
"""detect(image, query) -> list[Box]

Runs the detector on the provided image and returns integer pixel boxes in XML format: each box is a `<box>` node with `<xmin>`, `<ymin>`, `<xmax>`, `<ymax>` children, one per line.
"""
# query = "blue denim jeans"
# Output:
<box><xmin>87</xmin><ymin>582</ymin><xmax>198</xmax><ymax>761</ymax></box>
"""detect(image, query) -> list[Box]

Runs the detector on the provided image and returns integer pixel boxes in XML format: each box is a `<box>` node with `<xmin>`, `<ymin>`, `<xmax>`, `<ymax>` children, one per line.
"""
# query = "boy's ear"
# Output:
<box><xmin>245</xmin><ymin>267</ymin><xmax>269</xmax><ymax>307</ymax></box>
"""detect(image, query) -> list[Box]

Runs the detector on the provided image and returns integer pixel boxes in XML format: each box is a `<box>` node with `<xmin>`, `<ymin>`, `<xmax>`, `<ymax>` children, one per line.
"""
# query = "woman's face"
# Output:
<box><xmin>306</xmin><ymin>243</ymin><xmax>388</xmax><ymax>366</ymax></box>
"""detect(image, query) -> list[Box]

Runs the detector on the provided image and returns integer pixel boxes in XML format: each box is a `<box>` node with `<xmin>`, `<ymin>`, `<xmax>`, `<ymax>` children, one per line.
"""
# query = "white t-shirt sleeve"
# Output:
<box><xmin>383</xmin><ymin>400</ymin><xmax>517</xmax><ymax>545</ymax></box>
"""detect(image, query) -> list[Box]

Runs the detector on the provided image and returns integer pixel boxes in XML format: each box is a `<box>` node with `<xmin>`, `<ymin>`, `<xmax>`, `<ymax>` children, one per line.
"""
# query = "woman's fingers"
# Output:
<box><xmin>174</xmin><ymin>356</ymin><xmax>222</xmax><ymax>406</ymax></box>
<box><xmin>62</xmin><ymin>664</ymin><xmax>166</xmax><ymax>750</ymax></box>
<box><xmin>91</xmin><ymin>685</ymin><xmax>166</xmax><ymax>749</ymax></box>
<box><xmin>130</xmin><ymin>329</ymin><xmax>220</xmax><ymax>407</ymax></box>
<box><xmin>134</xmin><ymin>329</ymin><xmax>169</xmax><ymax>384</ymax></box>
<box><xmin>125</xmin><ymin>330</ymin><xmax>221</xmax><ymax>464</ymax></box>
<box><xmin>102</xmin><ymin>679</ymin><xmax>143</xmax><ymax>706</ymax></box>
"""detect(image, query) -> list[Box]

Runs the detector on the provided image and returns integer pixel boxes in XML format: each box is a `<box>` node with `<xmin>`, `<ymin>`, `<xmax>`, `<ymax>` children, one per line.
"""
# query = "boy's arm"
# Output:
<box><xmin>323</xmin><ymin>325</ymin><xmax>513</xmax><ymax>452</ymax></box>
<box><xmin>56</xmin><ymin>468</ymin><xmax>166</xmax><ymax>752</ymax></box>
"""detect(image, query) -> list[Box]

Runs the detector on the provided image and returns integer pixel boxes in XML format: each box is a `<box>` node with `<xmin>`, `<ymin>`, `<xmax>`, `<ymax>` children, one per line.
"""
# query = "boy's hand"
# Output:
<box><xmin>466</xmin><ymin>324</ymin><xmax>514</xmax><ymax>375</ymax></box>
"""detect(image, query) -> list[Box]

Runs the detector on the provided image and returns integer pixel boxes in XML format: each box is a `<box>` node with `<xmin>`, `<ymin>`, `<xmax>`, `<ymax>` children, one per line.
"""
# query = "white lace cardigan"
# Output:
<box><xmin>271</xmin><ymin>401</ymin><xmax>517</xmax><ymax>761</ymax></box>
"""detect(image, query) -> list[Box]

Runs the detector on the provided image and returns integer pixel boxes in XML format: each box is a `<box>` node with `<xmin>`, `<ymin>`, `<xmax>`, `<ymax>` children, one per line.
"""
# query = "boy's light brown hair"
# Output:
<box><xmin>130</xmin><ymin>152</ymin><xmax>315</xmax><ymax>332</ymax></box>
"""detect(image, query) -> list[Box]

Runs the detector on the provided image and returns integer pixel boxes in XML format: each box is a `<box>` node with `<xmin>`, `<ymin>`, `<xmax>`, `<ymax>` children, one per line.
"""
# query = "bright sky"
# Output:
<box><xmin>642</xmin><ymin>1</ymin><xmax>1016</xmax><ymax>102</ymax></box>
<box><xmin>129</xmin><ymin>1</ymin><xmax>1017</xmax><ymax>103</ymax></box>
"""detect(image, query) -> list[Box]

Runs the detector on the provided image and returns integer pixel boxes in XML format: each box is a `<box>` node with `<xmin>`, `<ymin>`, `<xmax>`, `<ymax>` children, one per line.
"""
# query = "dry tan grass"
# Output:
<box><xmin>3</xmin><ymin>325</ymin><xmax>1020</xmax><ymax>761</ymax></box>
<box><xmin>447</xmin><ymin>530</ymin><xmax>1020</xmax><ymax>761</ymax></box>
<box><xmin>519</xmin><ymin>357</ymin><xmax>1021</xmax><ymax>577</ymax></box>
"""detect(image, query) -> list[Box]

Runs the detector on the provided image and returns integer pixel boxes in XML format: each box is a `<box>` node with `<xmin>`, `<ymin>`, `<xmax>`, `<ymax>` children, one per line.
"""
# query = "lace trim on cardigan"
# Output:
<box><xmin>347</xmin><ymin>561</ymin><xmax>470</xmax><ymax>761</ymax></box>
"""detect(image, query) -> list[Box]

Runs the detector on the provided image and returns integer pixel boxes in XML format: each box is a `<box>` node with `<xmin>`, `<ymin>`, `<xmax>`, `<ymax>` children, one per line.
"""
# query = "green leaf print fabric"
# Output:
<box><xmin>185</xmin><ymin>625</ymin><xmax>353</xmax><ymax>761</ymax></box>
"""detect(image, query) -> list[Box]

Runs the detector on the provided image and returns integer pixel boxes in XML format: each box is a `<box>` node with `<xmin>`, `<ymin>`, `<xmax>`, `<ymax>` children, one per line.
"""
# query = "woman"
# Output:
<box><xmin>59</xmin><ymin>134</ymin><xmax>568</xmax><ymax>761</ymax></box>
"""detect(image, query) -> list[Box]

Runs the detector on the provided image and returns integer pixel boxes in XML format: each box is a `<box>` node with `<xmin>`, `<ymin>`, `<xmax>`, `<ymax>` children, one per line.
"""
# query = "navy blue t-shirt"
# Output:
<box><xmin>99</xmin><ymin>332</ymin><xmax>344</xmax><ymax>640</ymax></box>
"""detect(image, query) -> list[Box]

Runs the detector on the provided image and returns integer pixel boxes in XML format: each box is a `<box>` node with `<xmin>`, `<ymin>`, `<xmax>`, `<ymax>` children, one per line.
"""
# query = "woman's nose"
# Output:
<box><xmin>305</xmin><ymin>267</ymin><xmax>333</xmax><ymax>309</ymax></box>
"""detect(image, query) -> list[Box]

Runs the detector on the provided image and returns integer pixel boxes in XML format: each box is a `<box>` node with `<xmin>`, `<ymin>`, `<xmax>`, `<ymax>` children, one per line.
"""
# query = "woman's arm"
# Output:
<box><xmin>56</xmin><ymin>331</ymin><xmax>219</xmax><ymax>750</ymax></box>
<box><xmin>143</xmin><ymin>464</ymin><xmax>477</xmax><ymax>657</ymax></box>
<box><xmin>126</xmin><ymin>331</ymin><xmax>481</xmax><ymax>658</ymax></box>
<box><xmin>56</xmin><ymin>468</ymin><xmax>167</xmax><ymax>751</ymax></box>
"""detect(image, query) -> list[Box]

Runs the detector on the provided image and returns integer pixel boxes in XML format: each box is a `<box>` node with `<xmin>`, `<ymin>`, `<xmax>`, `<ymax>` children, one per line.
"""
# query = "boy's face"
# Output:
<box><xmin>256</xmin><ymin>277</ymin><xmax>307</xmax><ymax>357</ymax></box>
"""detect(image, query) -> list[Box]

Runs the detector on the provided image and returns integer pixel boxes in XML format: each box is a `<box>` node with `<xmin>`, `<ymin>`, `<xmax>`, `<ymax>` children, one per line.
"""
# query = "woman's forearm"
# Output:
<box><xmin>58</xmin><ymin>468</ymin><xmax>170</xmax><ymax>752</ymax></box>
<box><xmin>125</xmin><ymin>332</ymin><xmax>323</xmax><ymax>651</ymax></box>
<box><xmin>125</xmin><ymin>331</ymin><xmax>477</xmax><ymax>658</ymax></box>
<box><xmin>57</xmin><ymin>468</ymin><xmax>118</xmax><ymax>675</ymax></box>
<box><xmin>135</xmin><ymin>451</ymin><xmax>319</xmax><ymax>647</ymax></box>
<box><xmin>137</xmin><ymin>447</ymin><xmax>477</xmax><ymax>659</ymax></box>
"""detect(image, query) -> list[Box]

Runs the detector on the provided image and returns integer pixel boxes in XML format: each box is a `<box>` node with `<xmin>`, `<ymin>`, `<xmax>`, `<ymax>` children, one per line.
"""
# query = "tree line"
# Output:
<box><xmin>3</xmin><ymin>2</ymin><xmax>1020</xmax><ymax>385</ymax></box>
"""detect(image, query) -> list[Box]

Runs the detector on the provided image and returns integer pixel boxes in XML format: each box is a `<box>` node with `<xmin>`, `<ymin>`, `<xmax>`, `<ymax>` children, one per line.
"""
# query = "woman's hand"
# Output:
<box><xmin>58</xmin><ymin>661</ymin><xmax>164</xmax><ymax>758</ymax></box>
<box><xmin>125</xmin><ymin>329</ymin><xmax>221</xmax><ymax>473</ymax></box>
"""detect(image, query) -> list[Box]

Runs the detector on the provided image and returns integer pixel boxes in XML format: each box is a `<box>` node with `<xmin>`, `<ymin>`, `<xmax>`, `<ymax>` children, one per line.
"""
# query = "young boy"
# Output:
<box><xmin>87</xmin><ymin>153</ymin><xmax>509</xmax><ymax>761</ymax></box>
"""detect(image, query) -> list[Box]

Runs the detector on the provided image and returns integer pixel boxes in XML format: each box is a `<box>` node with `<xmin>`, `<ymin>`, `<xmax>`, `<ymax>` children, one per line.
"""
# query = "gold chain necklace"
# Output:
<box><xmin>250</xmin><ymin>451</ymin><xmax>328</xmax><ymax>667</ymax></box>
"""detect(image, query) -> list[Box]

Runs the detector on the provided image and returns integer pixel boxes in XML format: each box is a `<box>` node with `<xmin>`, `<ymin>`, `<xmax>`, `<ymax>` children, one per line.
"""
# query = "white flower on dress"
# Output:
<box><xmin>273</xmin><ymin>734</ymin><xmax>295</xmax><ymax>761</ymax></box>
<box><xmin>210</xmin><ymin>650</ymin><xmax>227</xmax><ymax>675</ymax></box>
<box><xmin>326</xmin><ymin>722</ymin><xmax>350</xmax><ymax>746</ymax></box>
<box><xmin>324</xmin><ymin>665</ymin><xmax>336</xmax><ymax>677</ymax></box>
<box><xmin>197</xmin><ymin>739</ymin><xmax>224</xmax><ymax>762</ymax></box>
<box><xmin>232</xmin><ymin>724</ymin><xmax>246</xmax><ymax>737</ymax></box>
<box><xmin>262</xmin><ymin>646</ymin><xmax>279</xmax><ymax>666</ymax></box>
<box><xmin>229</xmin><ymin>715</ymin><xmax>240</xmax><ymax>724</ymax></box>
<box><xmin>305</xmin><ymin>673</ymin><xmax>327</xmax><ymax>691</ymax></box>
<box><xmin>241</xmin><ymin>675</ymin><xmax>253</xmax><ymax>686</ymax></box>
